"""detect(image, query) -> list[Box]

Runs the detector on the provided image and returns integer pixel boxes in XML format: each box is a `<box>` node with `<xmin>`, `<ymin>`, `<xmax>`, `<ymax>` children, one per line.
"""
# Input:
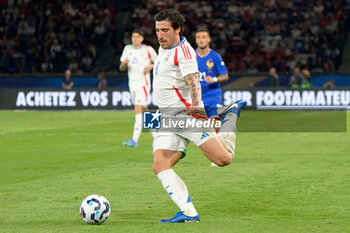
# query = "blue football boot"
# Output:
<box><xmin>160</xmin><ymin>211</ymin><xmax>200</xmax><ymax>223</ymax></box>
<box><xmin>122</xmin><ymin>139</ymin><xmax>138</xmax><ymax>147</ymax></box>
<box><xmin>219</xmin><ymin>99</ymin><xmax>247</xmax><ymax>120</ymax></box>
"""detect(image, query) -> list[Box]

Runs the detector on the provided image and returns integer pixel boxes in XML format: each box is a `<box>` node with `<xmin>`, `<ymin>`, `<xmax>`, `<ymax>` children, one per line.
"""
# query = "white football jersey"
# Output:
<box><xmin>120</xmin><ymin>44</ymin><xmax>157</xmax><ymax>87</ymax></box>
<box><xmin>153</xmin><ymin>37</ymin><xmax>199</xmax><ymax>109</ymax></box>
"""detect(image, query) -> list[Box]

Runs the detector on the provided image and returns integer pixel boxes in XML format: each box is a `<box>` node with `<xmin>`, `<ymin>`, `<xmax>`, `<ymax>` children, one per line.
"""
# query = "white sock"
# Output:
<box><xmin>218</xmin><ymin>113</ymin><xmax>237</xmax><ymax>156</ymax></box>
<box><xmin>157</xmin><ymin>169</ymin><xmax>198</xmax><ymax>217</ymax></box>
<box><xmin>132</xmin><ymin>113</ymin><xmax>142</xmax><ymax>142</ymax></box>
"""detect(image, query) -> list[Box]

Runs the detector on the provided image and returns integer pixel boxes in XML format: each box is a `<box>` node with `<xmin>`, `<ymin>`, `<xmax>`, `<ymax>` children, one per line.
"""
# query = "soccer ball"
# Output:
<box><xmin>80</xmin><ymin>194</ymin><xmax>111</xmax><ymax>224</ymax></box>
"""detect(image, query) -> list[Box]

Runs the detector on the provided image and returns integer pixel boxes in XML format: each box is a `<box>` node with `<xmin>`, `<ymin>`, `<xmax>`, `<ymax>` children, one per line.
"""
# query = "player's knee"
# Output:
<box><xmin>152</xmin><ymin>162</ymin><xmax>167</xmax><ymax>175</ymax></box>
<box><xmin>216</xmin><ymin>154</ymin><xmax>232</xmax><ymax>167</ymax></box>
<box><xmin>152</xmin><ymin>163</ymin><xmax>160</xmax><ymax>174</ymax></box>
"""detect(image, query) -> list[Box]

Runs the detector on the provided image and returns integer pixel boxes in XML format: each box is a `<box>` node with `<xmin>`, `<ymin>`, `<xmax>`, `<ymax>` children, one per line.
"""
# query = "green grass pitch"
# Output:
<box><xmin>0</xmin><ymin>110</ymin><xmax>349</xmax><ymax>233</ymax></box>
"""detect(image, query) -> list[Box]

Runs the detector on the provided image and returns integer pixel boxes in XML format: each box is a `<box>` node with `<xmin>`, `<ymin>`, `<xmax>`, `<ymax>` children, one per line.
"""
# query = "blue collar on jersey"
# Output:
<box><xmin>169</xmin><ymin>36</ymin><xmax>186</xmax><ymax>49</ymax></box>
<box><xmin>133</xmin><ymin>44</ymin><xmax>143</xmax><ymax>50</ymax></box>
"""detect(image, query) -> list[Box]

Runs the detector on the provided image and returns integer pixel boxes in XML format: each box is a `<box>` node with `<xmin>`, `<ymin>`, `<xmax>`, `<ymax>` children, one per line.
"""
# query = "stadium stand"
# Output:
<box><xmin>0</xmin><ymin>0</ymin><xmax>132</xmax><ymax>74</ymax></box>
<box><xmin>130</xmin><ymin>0</ymin><xmax>349</xmax><ymax>74</ymax></box>
<box><xmin>0</xmin><ymin>0</ymin><xmax>349</xmax><ymax>75</ymax></box>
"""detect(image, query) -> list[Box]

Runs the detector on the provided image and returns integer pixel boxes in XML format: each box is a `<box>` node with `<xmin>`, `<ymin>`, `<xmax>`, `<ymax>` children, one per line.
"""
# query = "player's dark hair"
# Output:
<box><xmin>132</xmin><ymin>29</ymin><xmax>144</xmax><ymax>37</ymax></box>
<box><xmin>154</xmin><ymin>9</ymin><xmax>185</xmax><ymax>35</ymax></box>
<box><xmin>196</xmin><ymin>29</ymin><xmax>210</xmax><ymax>37</ymax></box>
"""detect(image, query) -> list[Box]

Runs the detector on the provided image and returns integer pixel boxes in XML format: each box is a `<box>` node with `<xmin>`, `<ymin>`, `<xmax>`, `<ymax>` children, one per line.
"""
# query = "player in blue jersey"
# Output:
<box><xmin>195</xmin><ymin>29</ymin><xmax>229</xmax><ymax>120</ymax></box>
<box><xmin>195</xmin><ymin>30</ymin><xmax>229</xmax><ymax>166</ymax></box>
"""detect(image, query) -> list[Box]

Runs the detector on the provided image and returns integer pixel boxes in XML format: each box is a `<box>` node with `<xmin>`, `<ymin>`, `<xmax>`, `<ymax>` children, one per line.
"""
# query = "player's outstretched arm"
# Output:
<box><xmin>205</xmin><ymin>73</ymin><xmax>229</xmax><ymax>83</ymax></box>
<box><xmin>217</xmin><ymin>73</ymin><xmax>229</xmax><ymax>83</ymax></box>
<box><xmin>184</xmin><ymin>72</ymin><xmax>201</xmax><ymax>116</ymax></box>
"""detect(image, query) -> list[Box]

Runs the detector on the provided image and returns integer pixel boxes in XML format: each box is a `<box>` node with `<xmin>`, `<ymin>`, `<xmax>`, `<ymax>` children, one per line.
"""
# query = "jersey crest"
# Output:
<box><xmin>206</xmin><ymin>59</ymin><xmax>214</xmax><ymax>72</ymax></box>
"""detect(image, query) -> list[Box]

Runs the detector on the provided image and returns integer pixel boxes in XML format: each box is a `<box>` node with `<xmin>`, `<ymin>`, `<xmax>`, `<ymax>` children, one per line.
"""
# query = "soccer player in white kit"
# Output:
<box><xmin>152</xmin><ymin>9</ymin><xmax>247</xmax><ymax>223</ymax></box>
<box><xmin>120</xmin><ymin>29</ymin><xmax>157</xmax><ymax>147</ymax></box>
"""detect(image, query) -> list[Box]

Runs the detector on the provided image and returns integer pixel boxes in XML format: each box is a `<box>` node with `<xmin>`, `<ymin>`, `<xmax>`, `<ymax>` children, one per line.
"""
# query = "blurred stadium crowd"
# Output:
<box><xmin>0</xmin><ymin>0</ymin><xmax>118</xmax><ymax>74</ymax></box>
<box><xmin>0</xmin><ymin>0</ymin><xmax>349</xmax><ymax>74</ymax></box>
<box><xmin>131</xmin><ymin>0</ymin><xmax>349</xmax><ymax>74</ymax></box>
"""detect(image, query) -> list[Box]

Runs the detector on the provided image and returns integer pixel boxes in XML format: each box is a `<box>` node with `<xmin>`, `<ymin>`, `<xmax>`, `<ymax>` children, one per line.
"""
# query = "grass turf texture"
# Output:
<box><xmin>0</xmin><ymin>110</ymin><xmax>349</xmax><ymax>233</ymax></box>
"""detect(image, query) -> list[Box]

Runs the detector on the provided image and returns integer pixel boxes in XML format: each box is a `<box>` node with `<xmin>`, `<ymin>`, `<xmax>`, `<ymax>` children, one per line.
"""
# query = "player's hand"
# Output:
<box><xmin>185</xmin><ymin>105</ymin><xmax>200</xmax><ymax>116</ymax></box>
<box><xmin>144</xmin><ymin>64</ymin><xmax>153</xmax><ymax>73</ymax></box>
<box><xmin>119</xmin><ymin>58</ymin><xmax>129</xmax><ymax>72</ymax></box>
<box><xmin>205</xmin><ymin>76</ymin><xmax>215</xmax><ymax>83</ymax></box>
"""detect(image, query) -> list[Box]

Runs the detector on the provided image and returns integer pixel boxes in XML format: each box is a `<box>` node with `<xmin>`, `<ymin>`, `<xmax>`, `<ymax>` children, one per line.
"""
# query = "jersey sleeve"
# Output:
<box><xmin>147</xmin><ymin>46</ymin><xmax>158</xmax><ymax>63</ymax></box>
<box><xmin>177</xmin><ymin>44</ymin><xmax>198</xmax><ymax>78</ymax></box>
<box><xmin>214</xmin><ymin>52</ymin><xmax>228</xmax><ymax>75</ymax></box>
<box><xmin>120</xmin><ymin>45</ymin><xmax>129</xmax><ymax>62</ymax></box>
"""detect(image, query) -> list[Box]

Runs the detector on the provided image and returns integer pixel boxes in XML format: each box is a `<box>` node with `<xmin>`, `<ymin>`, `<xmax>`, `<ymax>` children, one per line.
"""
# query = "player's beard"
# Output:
<box><xmin>199</xmin><ymin>44</ymin><xmax>209</xmax><ymax>50</ymax></box>
<box><xmin>159</xmin><ymin>41</ymin><xmax>168</xmax><ymax>49</ymax></box>
<box><xmin>160</xmin><ymin>38</ymin><xmax>175</xmax><ymax>49</ymax></box>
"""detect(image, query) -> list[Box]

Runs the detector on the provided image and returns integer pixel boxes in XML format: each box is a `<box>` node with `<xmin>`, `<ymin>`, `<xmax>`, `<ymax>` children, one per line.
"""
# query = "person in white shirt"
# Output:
<box><xmin>152</xmin><ymin>9</ymin><xmax>247</xmax><ymax>223</ymax></box>
<box><xmin>120</xmin><ymin>29</ymin><xmax>157</xmax><ymax>147</ymax></box>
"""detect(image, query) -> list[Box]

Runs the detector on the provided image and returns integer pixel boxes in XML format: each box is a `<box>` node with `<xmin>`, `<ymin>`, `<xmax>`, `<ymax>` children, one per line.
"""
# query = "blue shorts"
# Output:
<box><xmin>203</xmin><ymin>99</ymin><xmax>222</xmax><ymax>118</ymax></box>
<box><xmin>202</xmin><ymin>89</ymin><xmax>222</xmax><ymax>117</ymax></box>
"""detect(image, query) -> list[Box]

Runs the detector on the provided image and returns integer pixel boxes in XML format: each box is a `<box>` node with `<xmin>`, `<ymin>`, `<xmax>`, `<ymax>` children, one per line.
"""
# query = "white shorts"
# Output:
<box><xmin>130</xmin><ymin>85</ymin><xmax>150</xmax><ymax>106</ymax></box>
<box><xmin>152</xmin><ymin>130</ymin><xmax>217</xmax><ymax>153</ymax></box>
